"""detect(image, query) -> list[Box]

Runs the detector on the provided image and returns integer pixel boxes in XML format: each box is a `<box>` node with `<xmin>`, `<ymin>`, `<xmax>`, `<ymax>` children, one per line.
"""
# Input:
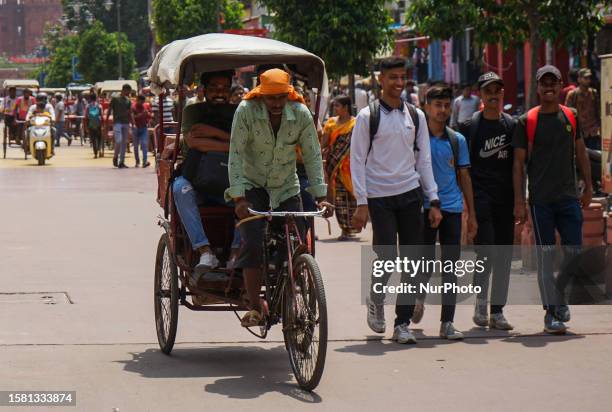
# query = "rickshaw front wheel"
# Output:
<box><xmin>154</xmin><ymin>233</ymin><xmax>179</xmax><ymax>354</ymax></box>
<box><xmin>282</xmin><ymin>254</ymin><xmax>328</xmax><ymax>391</ymax></box>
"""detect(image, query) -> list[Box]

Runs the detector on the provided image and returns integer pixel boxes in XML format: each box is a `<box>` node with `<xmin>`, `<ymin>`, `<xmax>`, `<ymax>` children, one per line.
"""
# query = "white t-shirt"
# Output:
<box><xmin>26</xmin><ymin>103</ymin><xmax>55</xmax><ymax>122</ymax></box>
<box><xmin>55</xmin><ymin>101</ymin><xmax>65</xmax><ymax>122</ymax></box>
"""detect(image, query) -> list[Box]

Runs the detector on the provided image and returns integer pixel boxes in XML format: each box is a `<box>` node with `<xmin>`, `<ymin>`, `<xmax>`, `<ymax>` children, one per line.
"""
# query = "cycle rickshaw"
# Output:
<box><xmin>149</xmin><ymin>33</ymin><xmax>330</xmax><ymax>391</ymax></box>
<box><xmin>2</xmin><ymin>79</ymin><xmax>39</xmax><ymax>159</ymax></box>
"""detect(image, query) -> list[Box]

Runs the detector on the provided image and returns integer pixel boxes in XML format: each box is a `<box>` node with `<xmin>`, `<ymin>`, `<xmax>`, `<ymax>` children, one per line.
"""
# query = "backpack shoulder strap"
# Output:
<box><xmin>468</xmin><ymin>111</ymin><xmax>481</xmax><ymax>152</ymax></box>
<box><xmin>367</xmin><ymin>99</ymin><xmax>380</xmax><ymax>156</ymax></box>
<box><xmin>406</xmin><ymin>102</ymin><xmax>420</xmax><ymax>153</ymax></box>
<box><xmin>559</xmin><ymin>104</ymin><xmax>577</xmax><ymax>140</ymax></box>
<box><xmin>526</xmin><ymin>105</ymin><xmax>540</xmax><ymax>145</ymax></box>
<box><xmin>445</xmin><ymin>126</ymin><xmax>460</xmax><ymax>168</ymax></box>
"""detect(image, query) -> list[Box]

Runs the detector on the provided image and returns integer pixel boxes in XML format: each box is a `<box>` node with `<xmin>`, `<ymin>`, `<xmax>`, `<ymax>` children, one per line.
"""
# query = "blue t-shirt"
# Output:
<box><xmin>424</xmin><ymin>130</ymin><xmax>470</xmax><ymax>213</ymax></box>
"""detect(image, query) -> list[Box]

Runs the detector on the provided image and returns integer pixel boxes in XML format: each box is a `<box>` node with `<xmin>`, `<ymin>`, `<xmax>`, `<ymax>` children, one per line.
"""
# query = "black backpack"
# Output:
<box><xmin>367</xmin><ymin>99</ymin><xmax>420</xmax><ymax>160</ymax></box>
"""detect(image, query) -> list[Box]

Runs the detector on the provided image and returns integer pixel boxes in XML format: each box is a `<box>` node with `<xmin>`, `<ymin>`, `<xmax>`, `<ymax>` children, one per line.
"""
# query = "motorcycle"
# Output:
<box><xmin>28</xmin><ymin>114</ymin><xmax>54</xmax><ymax>166</ymax></box>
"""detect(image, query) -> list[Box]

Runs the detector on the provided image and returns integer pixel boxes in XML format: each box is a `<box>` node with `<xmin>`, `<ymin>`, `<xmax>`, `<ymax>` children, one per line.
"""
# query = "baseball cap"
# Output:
<box><xmin>478</xmin><ymin>72</ymin><xmax>504</xmax><ymax>89</ymax></box>
<box><xmin>578</xmin><ymin>68</ymin><xmax>592</xmax><ymax>77</ymax></box>
<box><xmin>536</xmin><ymin>65</ymin><xmax>562</xmax><ymax>82</ymax></box>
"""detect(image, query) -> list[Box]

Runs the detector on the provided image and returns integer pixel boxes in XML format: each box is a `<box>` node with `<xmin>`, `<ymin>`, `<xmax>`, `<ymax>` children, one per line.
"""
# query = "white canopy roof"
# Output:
<box><xmin>95</xmin><ymin>80</ymin><xmax>138</xmax><ymax>93</ymax></box>
<box><xmin>147</xmin><ymin>33</ymin><xmax>327</xmax><ymax>94</ymax></box>
<box><xmin>3</xmin><ymin>79</ymin><xmax>39</xmax><ymax>89</ymax></box>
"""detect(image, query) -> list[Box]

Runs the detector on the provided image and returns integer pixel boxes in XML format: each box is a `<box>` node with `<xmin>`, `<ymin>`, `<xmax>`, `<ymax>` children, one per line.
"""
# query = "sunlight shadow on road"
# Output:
<box><xmin>115</xmin><ymin>345</ymin><xmax>322</xmax><ymax>402</ymax></box>
<box><xmin>335</xmin><ymin>335</ymin><xmax>456</xmax><ymax>356</ymax></box>
<box><xmin>500</xmin><ymin>332</ymin><xmax>586</xmax><ymax>347</ymax></box>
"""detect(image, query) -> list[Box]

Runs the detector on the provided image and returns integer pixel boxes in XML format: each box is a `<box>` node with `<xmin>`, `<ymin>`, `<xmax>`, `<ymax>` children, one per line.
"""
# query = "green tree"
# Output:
<box><xmin>260</xmin><ymin>0</ymin><xmax>393</xmax><ymax>104</ymax></box>
<box><xmin>77</xmin><ymin>22</ymin><xmax>136</xmax><ymax>83</ymax></box>
<box><xmin>61</xmin><ymin>0</ymin><xmax>150</xmax><ymax>67</ymax></box>
<box><xmin>152</xmin><ymin>0</ymin><xmax>244</xmax><ymax>46</ymax></box>
<box><xmin>41</xmin><ymin>32</ymin><xmax>81</xmax><ymax>87</ymax></box>
<box><xmin>407</xmin><ymin>0</ymin><xmax>608</xmax><ymax>107</ymax></box>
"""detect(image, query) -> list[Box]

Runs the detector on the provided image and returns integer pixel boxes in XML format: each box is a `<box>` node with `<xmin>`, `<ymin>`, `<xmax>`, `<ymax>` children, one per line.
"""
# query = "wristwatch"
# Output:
<box><xmin>430</xmin><ymin>199</ymin><xmax>441</xmax><ymax>209</ymax></box>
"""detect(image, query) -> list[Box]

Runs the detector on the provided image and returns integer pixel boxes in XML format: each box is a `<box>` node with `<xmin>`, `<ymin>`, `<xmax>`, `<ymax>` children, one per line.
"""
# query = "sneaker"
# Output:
<box><xmin>544</xmin><ymin>313</ymin><xmax>567</xmax><ymax>334</ymax></box>
<box><xmin>194</xmin><ymin>250</ymin><xmax>219</xmax><ymax>275</ymax></box>
<box><xmin>555</xmin><ymin>305</ymin><xmax>571</xmax><ymax>323</ymax></box>
<box><xmin>135</xmin><ymin>162</ymin><xmax>140</xmax><ymax>168</ymax></box>
<box><xmin>440</xmin><ymin>322</ymin><xmax>464</xmax><ymax>340</ymax></box>
<box><xmin>489</xmin><ymin>313</ymin><xmax>514</xmax><ymax>330</ymax></box>
<box><xmin>118</xmin><ymin>163</ymin><xmax>129</xmax><ymax>169</ymax></box>
<box><xmin>473</xmin><ymin>299</ymin><xmax>489</xmax><ymax>327</ymax></box>
<box><xmin>411</xmin><ymin>298</ymin><xmax>425</xmax><ymax>324</ymax></box>
<box><xmin>143</xmin><ymin>161</ymin><xmax>151</xmax><ymax>168</ymax></box>
<box><xmin>365</xmin><ymin>295</ymin><xmax>386</xmax><ymax>333</ymax></box>
<box><xmin>113</xmin><ymin>157</ymin><xmax>118</xmax><ymax>167</ymax></box>
<box><xmin>392</xmin><ymin>323</ymin><xmax>417</xmax><ymax>344</ymax></box>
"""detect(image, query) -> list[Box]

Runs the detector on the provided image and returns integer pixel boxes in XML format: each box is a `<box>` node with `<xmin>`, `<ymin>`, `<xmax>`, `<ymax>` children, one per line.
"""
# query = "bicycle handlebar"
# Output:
<box><xmin>247</xmin><ymin>207</ymin><xmax>327</xmax><ymax>218</ymax></box>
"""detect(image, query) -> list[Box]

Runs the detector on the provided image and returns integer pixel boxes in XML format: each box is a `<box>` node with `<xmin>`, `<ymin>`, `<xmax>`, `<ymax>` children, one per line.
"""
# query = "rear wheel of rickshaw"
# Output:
<box><xmin>282</xmin><ymin>254</ymin><xmax>328</xmax><ymax>391</ymax></box>
<box><xmin>154</xmin><ymin>233</ymin><xmax>179</xmax><ymax>355</ymax></box>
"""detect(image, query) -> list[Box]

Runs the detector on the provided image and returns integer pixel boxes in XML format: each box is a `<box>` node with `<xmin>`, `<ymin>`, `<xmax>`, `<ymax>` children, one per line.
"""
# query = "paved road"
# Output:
<box><xmin>1</xmin><ymin>139</ymin><xmax>611</xmax><ymax>411</ymax></box>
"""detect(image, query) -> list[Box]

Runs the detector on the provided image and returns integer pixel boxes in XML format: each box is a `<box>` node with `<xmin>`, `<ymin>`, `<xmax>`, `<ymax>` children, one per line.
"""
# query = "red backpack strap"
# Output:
<box><xmin>526</xmin><ymin>106</ymin><xmax>540</xmax><ymax>144</ymax></box>
<box><xmin>559</xmin><ymin>104</ymin><xmax>576</xmax><ymax>140</ymax></box>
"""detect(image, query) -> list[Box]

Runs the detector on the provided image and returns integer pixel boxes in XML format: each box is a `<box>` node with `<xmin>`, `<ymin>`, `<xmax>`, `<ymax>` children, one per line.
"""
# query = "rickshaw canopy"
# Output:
<box><xmin>96</xmin><ymin>80</ymin><xmax>138</xmax><ymax>94</ymax></box>
<box><xmin>147</xmin><ymin>33</ymin><xmax>328</xmax><ymax>95</ymax></box>
<box><xmin>3</xmin><ymin>79</ymin><xmax>40</xmax><ymax>89</ymax></box>
<box><xmin>39</xmin><ymin>87</ymin><xmax>65</xmax><ymax>95</ymax></box>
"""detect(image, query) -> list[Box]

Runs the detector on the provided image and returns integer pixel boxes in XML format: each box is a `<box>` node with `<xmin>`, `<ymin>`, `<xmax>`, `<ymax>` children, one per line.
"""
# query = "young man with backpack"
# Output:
<box><xmin>565</xmin><ymin>68</ymin><xmax>601</xmax><ymax>151</ymax></box>
<box><xmin>350</xmin><ymin>57</ymin><xmax>441</xmax><ymax>344</ymax></box>
<box><xmin>85</xmin><ymin>93</ymin><xmax>103</xmax><ymax>158</ymax></box>
<box><xmin>458</xmin><ymin>72</ymin><xmax>516</xmax><ymax>330</ymax></box>
<box><xmin>513</xmin><ymin>65</ymin><xmax>592</xmax><ymax>335</ymax></box>
<box><xmin>412</xmin><ymin>84</ymin><xmax>477</xmax><ymax>341</ymax></box>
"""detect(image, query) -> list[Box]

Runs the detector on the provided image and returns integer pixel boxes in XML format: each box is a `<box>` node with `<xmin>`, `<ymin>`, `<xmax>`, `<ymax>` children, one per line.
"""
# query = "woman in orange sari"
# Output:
<box><xmin>323</xmin><ymin>95</ymin><xmax>358</xmax><ymax>240</ymax></box>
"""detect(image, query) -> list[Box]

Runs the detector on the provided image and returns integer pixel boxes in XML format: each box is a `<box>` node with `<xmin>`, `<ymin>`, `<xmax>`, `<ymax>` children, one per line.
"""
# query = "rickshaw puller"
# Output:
<box><xmin>225</xmin><ymin>69</ymin><xmax>334</xmax><ymax>327</ymax></box>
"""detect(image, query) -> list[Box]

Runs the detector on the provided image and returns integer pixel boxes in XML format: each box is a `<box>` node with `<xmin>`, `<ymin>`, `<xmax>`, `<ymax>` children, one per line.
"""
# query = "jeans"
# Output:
<box><xmin>133</xmin><ymin>127</ymin><xmax>148</xmax><ymax>165</ymax></box>
<box><xmin>55</xmin><ymin>121</ymin><xmax>65</xmax><ymax>145</ymax></box>
<box><xmin>410</xmin><ymin>211</ymin><xmax>462</xmax><ymax>324</ymax></box>
<box><xmin>172</xmin><ymin>176</ymin><xmax>240</xmax><ymax>251</ymax></box>
<box><xmin>367</xmin><ymin>188</ymin><xmax>424</xmax><ymax>327</ymax></box>
<box><xmin>113</xmin><ymin>123</ymin><xmax>129</xmax><ymax>165</ymax></box>
<box><xmin>89</xmin><ymin>127</ymin><xmax>102</xmax><ymax>155</ymax></box>
<box><xmin>473</xmin><ymin>194</ymin><xmax>515</xmax><ymax>314</ymax></box>
<box><xmin>530</xmin><ymin>198</ymin><xmax>583</xmax><ymax>313</ymax></box>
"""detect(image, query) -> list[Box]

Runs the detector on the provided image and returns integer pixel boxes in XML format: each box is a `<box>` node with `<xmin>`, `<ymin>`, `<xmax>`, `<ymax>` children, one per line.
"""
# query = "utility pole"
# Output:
<box><xmin>117</xmin><ymin>0</ymin><xmax>123</xmax><ymax>79</ymax></box>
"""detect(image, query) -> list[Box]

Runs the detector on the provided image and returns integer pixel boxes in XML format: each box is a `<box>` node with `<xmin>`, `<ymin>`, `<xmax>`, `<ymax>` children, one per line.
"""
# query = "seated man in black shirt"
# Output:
<box><xmin>172</xmin><ymin>70</ymin><xmax>240</xmax><ymax>275</ymax></box>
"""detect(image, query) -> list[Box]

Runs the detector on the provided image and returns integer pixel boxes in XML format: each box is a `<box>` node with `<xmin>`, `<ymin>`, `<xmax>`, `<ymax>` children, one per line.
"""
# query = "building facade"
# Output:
<box><xmin>0</xmin><ymin>0</ymin><xmax>63</xmax><ymax>57</ymax></box>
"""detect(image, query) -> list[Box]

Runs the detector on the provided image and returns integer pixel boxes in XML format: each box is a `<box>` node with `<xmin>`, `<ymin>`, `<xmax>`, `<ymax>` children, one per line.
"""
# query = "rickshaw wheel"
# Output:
<box><xmin>154</xmin><ymin>233</ymin><xmax>179</xmax><ymax>354</ymax></box>
<box><xmin>282</xmin><ymin>254</ymin><xmax>328</xmax><ymax>391</ymax></box>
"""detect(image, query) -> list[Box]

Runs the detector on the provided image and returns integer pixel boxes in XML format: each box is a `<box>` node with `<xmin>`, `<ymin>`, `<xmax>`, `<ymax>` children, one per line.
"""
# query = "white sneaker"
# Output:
<box><xmin>489</xmin><ymin>313</ymin><xmax>514</xmax><ymax>330</ymax></box>
<box><xmin>195</xmin><ymin>250</ymin><xmax>219</xmax><ymax>275</ymax></box>
<box><xmin>365</xmin><ymin>295</ymin><xmax>386</xmax><ymax>333</ymax></box>
<box><xmin>392</xmin><ymin>323</ymin><xmax>417</xmax><ymax>344</ymax></box>
<box><xmin>440</xmin><ymin>322</ymin><xmax>464</xmax><ymax>340</ymax></box>
<box><xmin>473</xmin><ymin>299</ymin><xmax>489</xmax><ymax>327</ymax></box>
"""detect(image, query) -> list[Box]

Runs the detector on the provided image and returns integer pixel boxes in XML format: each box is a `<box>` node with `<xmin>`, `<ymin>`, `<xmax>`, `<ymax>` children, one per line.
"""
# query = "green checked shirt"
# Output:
<box><xmin>224</xmin><ymin>99</ymin><xmax>327</xmax><ymax>208</ymax></box>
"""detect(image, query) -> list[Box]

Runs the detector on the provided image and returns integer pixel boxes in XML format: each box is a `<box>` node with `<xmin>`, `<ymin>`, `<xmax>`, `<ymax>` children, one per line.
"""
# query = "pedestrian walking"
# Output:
<box><xmin>85</xmin><ymin>93</ymin><xmax>103</xmax><ymax>158</ymax></box>
<box><xmin>322</xmin><ymin>95</ymin><xmax>358</xmax><ymax>240</ymax></box>
<box><xmin>54</xmin><ymin>94</ymin><xmax>71</xmax><ymax>147</ymax></box>
<box><xmin>411</xmin><ymin>84</ymin><xmax>477</xmax><ymax>341</ymax></box>
<box><xmin>106</xmin><ymin>84</ymin><xmax>134</xmax><ymax>168</ymax></box>
<box><xmin>132</xmin><ymin>95</ymin><xmax>151</xmax><ymax>168</ymax></box>
<box><xmin>450</xmin><ymin>83</ymin><xmax>480</xmax><ymax>128</ymax></box>
<box><xmin>458</xmin><ymin>72</ymin><xmax>517</xmax><ymax>330</ymax></box>
<box><xmin>565</xmin><ymin>68</ymin><xmax>601</xmax><ymax>150</ymax></box>
<box><xmin>512</xmin><ymin>65</ymin><xmax>593</xmax><ymax>335</ymax></box>
<box><xmin>152</xmin><ymin>93</ymin><xmax>175</xmax><ymax>134</ymax></box>
<box><xmin>350</xmin><ymin>57</ymin><xmax>441</xmax><ymax>344</ymax></box>
<box><xmin>559</xmin><ymin>68</ymin><xmax>578</xmax><ymax>104</ymax></box>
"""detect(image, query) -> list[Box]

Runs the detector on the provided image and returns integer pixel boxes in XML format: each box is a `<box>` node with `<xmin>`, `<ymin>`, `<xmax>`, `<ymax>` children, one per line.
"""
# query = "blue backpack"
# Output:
<box><xmin>87</xmin><ymin>104</ymin><xmax>101</xmax><ymax>129</ymax></box>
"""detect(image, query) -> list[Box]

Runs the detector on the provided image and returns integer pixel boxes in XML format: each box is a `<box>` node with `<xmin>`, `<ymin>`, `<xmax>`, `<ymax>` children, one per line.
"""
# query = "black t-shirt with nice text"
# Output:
<box><xmin>459</xmin><ymin>115</ymin><xmax>514</xmax><ymax>203</ymax></box>
<box><xmin>512</xmin><ymin>109</ymin><xmax>582</xmax><ymax>205</ymax></box>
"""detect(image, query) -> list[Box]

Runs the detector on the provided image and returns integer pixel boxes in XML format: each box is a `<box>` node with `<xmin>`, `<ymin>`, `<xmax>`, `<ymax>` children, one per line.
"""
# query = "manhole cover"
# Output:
<box><xmin>0</xmin><ymin>292</ymin><xmax>73</xmax><ymax>305</ymax></box>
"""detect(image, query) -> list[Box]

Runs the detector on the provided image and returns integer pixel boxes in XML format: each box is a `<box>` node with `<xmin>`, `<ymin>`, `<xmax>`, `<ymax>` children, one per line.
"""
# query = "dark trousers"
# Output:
<box><xmin>367</xmin><ymin>188</ymin><xmax>423</xmax><ymax>327</ymax></box>
<box><xmin>530</xmin><ymin>198</ymin><xmax>583</xmax><ymax>314</ymax></box>
<box><xmin>473</xmin><ymin>194</ymin><xmax>515</xmax><ymax>314</ymax></box>
<box><xmin>409</xmin><ymin>210</ymin><xmax>462</xmax><ymax>324</ymax></box>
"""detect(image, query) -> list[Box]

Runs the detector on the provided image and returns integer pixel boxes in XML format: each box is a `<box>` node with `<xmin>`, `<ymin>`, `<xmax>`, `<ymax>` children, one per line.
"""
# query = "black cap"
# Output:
<box><xmin>536</xmin><ymin>65</ymin><xmax>562</xmax><ymax>82</ymax></box>
<box><xmin>478</xmin><ymin>72</ymin><xmax>503</xmax><ymax>89</ymax></box>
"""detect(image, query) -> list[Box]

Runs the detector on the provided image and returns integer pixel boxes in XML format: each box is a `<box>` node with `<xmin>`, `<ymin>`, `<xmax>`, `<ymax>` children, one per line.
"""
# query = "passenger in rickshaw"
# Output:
<box><xmin>172</xmin><ymin>70</ymin><xmax>241</xmax><ymax>275</ymax></box>
<box><xmin>226</xmin><ymin>68</ymin><xmax>333</xmax><ymax>327</ymax></box>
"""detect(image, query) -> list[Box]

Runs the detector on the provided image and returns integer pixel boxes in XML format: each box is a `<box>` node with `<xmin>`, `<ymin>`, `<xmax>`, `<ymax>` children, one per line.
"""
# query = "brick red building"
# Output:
<box><xmin>0</xmin><ymin>0</ymin><xmax>63</xmax><ymax>56</ymax></box>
